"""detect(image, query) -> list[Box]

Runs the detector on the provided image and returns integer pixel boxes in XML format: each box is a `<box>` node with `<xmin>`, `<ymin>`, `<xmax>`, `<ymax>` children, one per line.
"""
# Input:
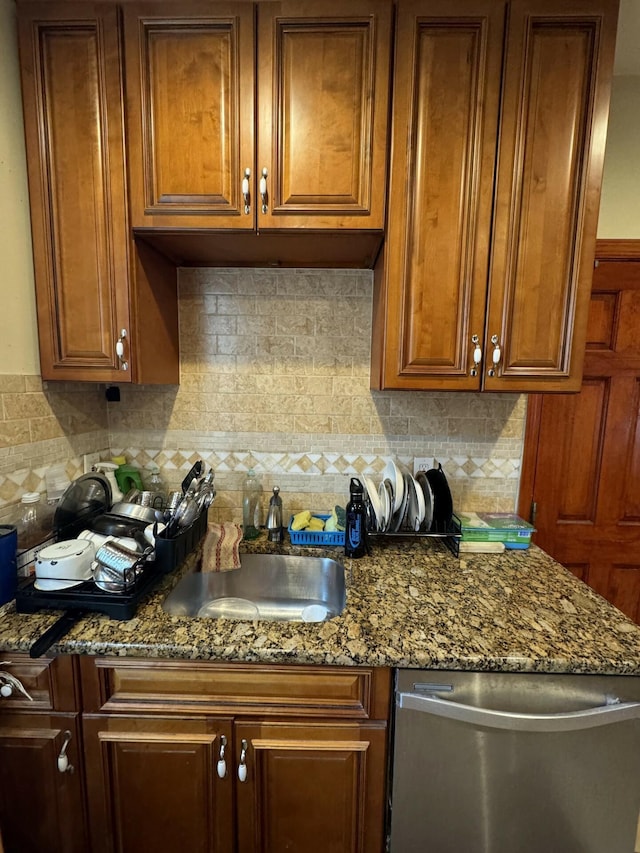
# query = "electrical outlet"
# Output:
<box><xmin>83</xmin><ymin>452</ymin><xmax>100</xmax><ymax>474</ymax></box>
<box><xmin>413</xmin><ymin>457</ymin><xmax>434</xmax><ymax>476</ymax></box>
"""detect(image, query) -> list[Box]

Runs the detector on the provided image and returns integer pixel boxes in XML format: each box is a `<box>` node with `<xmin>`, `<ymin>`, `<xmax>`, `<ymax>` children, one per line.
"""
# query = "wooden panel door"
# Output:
<box><xmin>17</xmin><ymin>3</ymin><xmax>132</xmax><ymax>382</ymax></box>
<box><xmin>370</xmin><ymin>0</ymin><xmax>505</xmax><ymax>390</ymax></box>
<box><xmin>521</xmin><ymin>250</ymin><xmax>640</xmax><ymax>623</ymax></box>
<box><xmin>83</xmin><ymin>715</ymin><xmax>233</xmax><ymax>853</ymax></box>
<box><xmin>0</xmin><ymin>713</ymin><xmax>86</xmax><ymax>853</ymax></box>
<box><xmin>256</xmin><ymin>0</ymin><xmax>392</xmax><ymax>230</ymax></box>
<box><xmin>124</xmin><ymin>1</ymin><xmax>255</xmax><ymax>230</ymax></box>
<box><xmin>235</xmin><ymin>721</ymin><xmax>388</xmax><ymax>853</ymax></box>
<box><xmin>485</xmin><ymin>0</ymin><xmax>618</xmax><ymax>391</ymax></box>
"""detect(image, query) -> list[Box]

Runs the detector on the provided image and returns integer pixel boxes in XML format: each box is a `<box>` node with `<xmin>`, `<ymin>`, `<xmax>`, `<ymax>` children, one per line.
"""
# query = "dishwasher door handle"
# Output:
<box><xmin>397</xmin><ymin>692</ymin><xmax>640</xmax><ymax>733</ymax></box>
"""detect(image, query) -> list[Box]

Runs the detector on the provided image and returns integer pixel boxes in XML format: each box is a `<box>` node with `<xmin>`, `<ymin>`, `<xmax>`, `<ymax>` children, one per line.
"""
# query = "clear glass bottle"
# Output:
<box><xmin>242</xmin><ymin>469</ymin><xmax>261</xmax><ymax>540</ymax></box>
<box><xmin>16</xmin><ymin>492</ymin><xmax>54</xmax><ymax>577</ymax></box>
<box><xmin>146</xmin><ymin>464</ymin><xmax>167</xmax><ymax>509</ymax></box>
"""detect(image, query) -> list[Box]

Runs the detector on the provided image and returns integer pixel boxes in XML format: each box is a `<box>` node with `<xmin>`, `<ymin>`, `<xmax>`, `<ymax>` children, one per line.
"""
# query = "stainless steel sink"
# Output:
<box><xmin>162</xmin><ymin>554</ymin><xmax>346</xmax><ymax>622</ymax></box>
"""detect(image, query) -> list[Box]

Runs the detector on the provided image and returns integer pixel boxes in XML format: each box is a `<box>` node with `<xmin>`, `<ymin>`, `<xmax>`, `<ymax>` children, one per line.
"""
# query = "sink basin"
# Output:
<box><xmin>162</xmin><ymin>554</ymin><xmax>346</xmax><ymax>622</ymax></box>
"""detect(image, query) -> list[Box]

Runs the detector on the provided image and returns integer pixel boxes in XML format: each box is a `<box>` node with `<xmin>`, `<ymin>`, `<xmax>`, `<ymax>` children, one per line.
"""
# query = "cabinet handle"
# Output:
<box><xmin>115</xmin><ymin>329</ymin><xmax>129</xmax><ymax>371</ymax></box>
<box><xmin>260</xmin><ymin>168</ymin><xmax>268</xmax><ymax>214</ymax></box>
<box><xmin>217</xmin><ymin>734</ymin><xmax>227</xmax><ymax>779</ymax></box>
<box><xmin>488</xmin><ymin>334</ymin><xmax>501</xmax><ymax>377</ymax></box>
<box><xmin>242</xmin><ymin>168</ymin><xmax>251</xmax><ymax>214</ymax></box>
<box><xmin>469</xmin><ymin>334</ymin><xmax>482</xmax><ymax>377</ymax></box>
<box><xmin>0</xmin><ymin>670</ymin><xmax>33</xmax><ymax>701</ymax></box>
<box><xmin>237</xmin><ymin>738</ymin><xmax>248</xmax><ymax>783</ymax></box>
<box><xmin>57</xmin><ymin>730</ymin><xmax>74</xmax><ymax>774</ymax></box>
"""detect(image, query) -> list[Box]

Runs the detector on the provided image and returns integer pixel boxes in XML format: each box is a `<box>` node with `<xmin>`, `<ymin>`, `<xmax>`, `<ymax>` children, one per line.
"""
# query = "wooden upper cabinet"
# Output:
<box><xmin>372</xmin><ymin>0</ymin><xmax>618</xmax><ymax>392</ymax></box>
<box><xmin>18</xmin><ymin>3</ymin><xmax>132</xmax><ymax>382</ymax></box>
<box><xmin>123</xmin><ymin>1</ymin><xmax>255</xmax><ymax>230</ymax></box>
<box><xmin>485</xmin><ymin>0</ymin><xmax>618</xmax><ymax>391</ymax></box>
<box><xmin>124</xmin><ymin>0</ymin><xmax>392</xmax><ymax>233</ymax></box>
<box><xmin>372</xmin><ymin>0</ymin><xmax>505</xmax><ymax>391</ymax></box>
<box><xmin>257</xmin><ymin>0</ymin><xmax>392</xmax><ymax>230</ymax></box>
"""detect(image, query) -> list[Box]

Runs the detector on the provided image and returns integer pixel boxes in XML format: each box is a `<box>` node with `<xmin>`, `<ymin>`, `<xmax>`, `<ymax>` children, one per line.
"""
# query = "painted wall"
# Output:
<box><xmin>597</xmin><ymin>75</ymin><xmax>640</xmax><ymax>238</ymax></box>
<box><xmin>0</xmin><ymin>0</ymin><xmax>39</xmax><ymax>374</ymax></box>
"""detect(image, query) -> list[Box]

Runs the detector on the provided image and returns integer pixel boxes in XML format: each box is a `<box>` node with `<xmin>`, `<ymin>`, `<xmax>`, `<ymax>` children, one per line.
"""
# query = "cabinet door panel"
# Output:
<box><xmin>257</xmin><ymin>0</ymin><xmax>392</xmax><ymax>229</ymax></box>
<box><xmin>124</xmin><ymin>1</ymin><xmax>255</xmax><ymax>229</ymax></box>
<box><xmin>485</xmin><ymin>0</ymin><xmax>618</xmax><ymax>391</ymax></box>
<box><xmin>371</xmin><ymin>0</ymin><xmax>504</xmax><ymax>390</ymax></box>
<box><xmin>0</xmin><ymin>713</ymin><xmax>86</xmax><ymax>853</ymax></box>
<box><xmin>18</xmin><ymin>4</ymin><xmax>131</xmax><ymax>381</ymax></box>
<box><xmin>236</xmin><ymin>721</ymin><xmax>387</xmax><ymax>853</ymax></box>
<box><xmin>83</xmin><ymin>715</ymin><xmax>233</xmax><ymax>853</ymax></box>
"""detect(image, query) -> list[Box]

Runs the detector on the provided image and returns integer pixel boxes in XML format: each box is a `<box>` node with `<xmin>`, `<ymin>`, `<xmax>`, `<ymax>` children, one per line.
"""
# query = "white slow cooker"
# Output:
<box><xmin>34</xmin><ymin>539</ymin><xmax>96</xmax><ymax>591</ymax></box>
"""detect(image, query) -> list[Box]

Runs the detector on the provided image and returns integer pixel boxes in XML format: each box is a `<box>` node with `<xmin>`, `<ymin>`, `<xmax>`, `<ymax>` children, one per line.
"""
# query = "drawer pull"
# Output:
<box><xmin>0</xmin><ymin>670</ymin><xmax>33</xmax><ymax>701</ymax></box>
<box><xmin>242</xmin><ymin>168</ymin><xmax>251</xmax><ymax>214</ymax></box>
<box><xmin>115</xmin><ymin>329</ymin><xmax>129</xmax><ymax>371</ymax></box>
<box><xmin>488</xmin><ymin>334</ymin><xmax>501</xmax><ymax>377</ymax></box>
<box><xmin>260</xmin><ymin>168</ymin><xmax>268</xmax><ymax>214</ymax></box>
<box><xmin>57</xmin><ymin>730</ymin><xmax>74</xmax><ymax>774</ymax></box>
<box><xmin>238</xmin><ymin>738</ymin><xmax>248</xmax><ymax>782</ymax></box>
<box><xmin>470</xmin><ymin>334</ymin><xmax>482</xmax><ymax>376</ymax></box>
<box><xmin>217</xmin><ymin>734</ymin><xmax>227</xmax><ymax>779</ymax></box>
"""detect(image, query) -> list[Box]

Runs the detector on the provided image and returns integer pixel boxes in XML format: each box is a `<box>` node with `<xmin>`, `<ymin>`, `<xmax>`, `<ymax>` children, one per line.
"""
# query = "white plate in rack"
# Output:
<box><xmin>383</xmin><ymin>459</ymin><xmax>404</xmax><ymax>514</ymax></box>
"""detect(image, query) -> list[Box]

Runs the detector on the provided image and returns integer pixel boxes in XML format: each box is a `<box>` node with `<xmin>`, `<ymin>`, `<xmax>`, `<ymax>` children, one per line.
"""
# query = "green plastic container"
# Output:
<box><xmin>458</xmin><ymin>512</ymin><xmax>535</xmax><ymax>549</ymax></box>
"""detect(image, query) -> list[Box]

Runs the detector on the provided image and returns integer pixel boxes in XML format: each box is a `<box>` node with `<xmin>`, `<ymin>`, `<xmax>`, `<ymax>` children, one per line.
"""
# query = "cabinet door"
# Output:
<box><xmin>484</xmin><ymin>0</ymin><xmax>618</xmax><ymax>391</ymax></box>
<box><xmin>17</xmin><ymin>3</ymin><xmax>132</xmax><ymax>382</ymax></box>
<box><xmin>370</xmin><ymin>0</ymin><xmax>505</xmax><ymax>390</ymax></box>
<box><xmin>235</xmin><ymin>721</ymin><xmax>388</xmax><ymax>853</ymax></box>
<box><xmin>257</xmin><ymin>0</ymin><xmax>392</xmax><ymax>230</ymax></box>
<box><xmin>124</xmin><ymin>1</ymin><xmax>255</xmax><ymax>230</ymax></box>
<box><xmin>0</xmin><ymin>712</ymin><xmax>86</xmax><ymax>853</ymax></box>
<box><xmin>83</xmin><ymin>715</ymin><xmax>233</xmax><ymax>853</ymax></box>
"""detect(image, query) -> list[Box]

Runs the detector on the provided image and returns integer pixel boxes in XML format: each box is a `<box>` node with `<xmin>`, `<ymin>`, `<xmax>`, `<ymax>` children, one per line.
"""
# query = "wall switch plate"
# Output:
<box><xmin>83</xmin><ymin>452</ymin><xmax>100</xmax><ymax>474</ymax></box>
<box><xmin>413</xmin><ymin>457</ymin><xmax>434</xmax><ymax>476</ymax></box>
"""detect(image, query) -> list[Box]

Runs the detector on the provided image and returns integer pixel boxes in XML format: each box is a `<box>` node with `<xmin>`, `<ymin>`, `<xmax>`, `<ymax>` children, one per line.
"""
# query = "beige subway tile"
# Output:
<box><xmin>256</xmin><ymin>413</ymin><xmax>295</xmax><ymax>433</ymax></box>
<box><xmin>330</xmin><ymin>416</ymin><xmax>373</xmax><ymax>435</ymax></box>
<box><xmin>30</xmin><ymin>417</ymin><xmax>66</xmax><ymax>442</ymax></box>
<box><xmin>0</xmin><ymin>419</ymin><xmax>30</xmax><ymax>447</ymax></box>
<box><xmin>294</xmin><ymin>415</ymin><xmax>332</xmax><ymax>433</ymax></box>
<box><xmin>0</xmin><ymin>375</ymin><xmax>28</xmax><ymax>393</ymax></box>
<box><xmin>3</xmin><ymin>392</ymin><xmax>52</xmax><ymax>420</ymax></box>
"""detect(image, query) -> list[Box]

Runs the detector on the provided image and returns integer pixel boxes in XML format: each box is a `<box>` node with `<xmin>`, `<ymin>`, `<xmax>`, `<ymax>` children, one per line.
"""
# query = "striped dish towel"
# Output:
<box><xmin>201</xmin><ymin>522</ymin><xmax>243</xmax><ymax>572</ymax></box>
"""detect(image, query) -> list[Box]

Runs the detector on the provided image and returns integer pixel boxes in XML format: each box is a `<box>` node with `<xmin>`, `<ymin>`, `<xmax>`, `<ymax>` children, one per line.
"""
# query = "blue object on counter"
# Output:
<box><xmin>0</xmin><ymin>524</ymin><xmax>17</xmax><ymax>605</ymax></box>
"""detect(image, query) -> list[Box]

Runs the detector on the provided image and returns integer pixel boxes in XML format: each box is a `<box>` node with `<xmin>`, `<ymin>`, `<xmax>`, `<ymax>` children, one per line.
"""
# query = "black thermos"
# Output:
<box><xmin>345</xmin><ymin>477</ymin><xmax>367</xmax><ymax>558</ymax></box>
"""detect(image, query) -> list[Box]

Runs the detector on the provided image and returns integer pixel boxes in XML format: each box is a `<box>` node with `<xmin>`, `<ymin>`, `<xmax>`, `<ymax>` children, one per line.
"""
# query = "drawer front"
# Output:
<box><xmin>0</xmin><ymin>654</ymin><xmax>78</xmax><ymax>712</ymax></box>
<box><xmin>81</xmin><ymin>658</ymin><xmax>391</xmax><ymax>720</ymax></box>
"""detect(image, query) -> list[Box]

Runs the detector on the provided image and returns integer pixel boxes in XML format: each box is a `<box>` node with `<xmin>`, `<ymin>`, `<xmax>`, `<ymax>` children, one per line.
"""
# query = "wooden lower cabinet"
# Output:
<box><xmin>0</xmin><ymin>712</ymin><xmax>87</xmax><ymax>853</ymax></box>
<box><xmin>79</xmin><ymin>659</ymin><xmax>392</xmax><ymax>853</ymax></box>
<box><xmin>82</xmin><ymin>715</ymin><xmax>233</xmax><ymax>853</ymax></box>
<box><xmin>235</xmin><ymin>721</ymin><xmax>388</xmax><ymax>853</ymax></box>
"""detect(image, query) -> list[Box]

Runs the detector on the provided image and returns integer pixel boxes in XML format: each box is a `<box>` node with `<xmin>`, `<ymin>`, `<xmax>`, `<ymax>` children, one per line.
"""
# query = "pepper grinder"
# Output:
<box><xmin>266</xmin><ymin>486</ymin><xmax>283</xmax><ymax>542</ymax></box>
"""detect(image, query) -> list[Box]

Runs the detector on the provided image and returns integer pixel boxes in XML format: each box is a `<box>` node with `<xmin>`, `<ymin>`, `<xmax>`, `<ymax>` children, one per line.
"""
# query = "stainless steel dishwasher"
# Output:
<box><xmin>389</xmin><ymin>669</ymin><xmax>640</xmax><ymax>853</ymax></box>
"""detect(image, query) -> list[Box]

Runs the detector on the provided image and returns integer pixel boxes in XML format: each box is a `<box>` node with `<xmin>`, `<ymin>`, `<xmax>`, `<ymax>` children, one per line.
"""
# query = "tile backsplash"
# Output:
<box><xmin>1</xmin><ymin>269</ymin><xmax>527</xmax><ymax>521</ymax></box>
<box><xmin>108</xmin><ymin>268</ymin><xmax>526</xmax><ymax>522</ymax></box>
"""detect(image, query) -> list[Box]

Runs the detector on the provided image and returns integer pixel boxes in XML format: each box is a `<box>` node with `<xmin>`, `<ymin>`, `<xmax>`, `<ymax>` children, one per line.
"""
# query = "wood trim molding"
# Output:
<box><xmin>596</xmin><ymin>239</ymin><xmax>640</xmax><ymax>259</ymax></box>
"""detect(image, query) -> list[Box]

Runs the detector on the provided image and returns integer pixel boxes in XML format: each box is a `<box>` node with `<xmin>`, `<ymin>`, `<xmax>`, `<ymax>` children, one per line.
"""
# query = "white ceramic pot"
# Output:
<box><xmin>35</xmin><ymin>539</ymin><xmax>95</xmax><ymax>590</ymax></box>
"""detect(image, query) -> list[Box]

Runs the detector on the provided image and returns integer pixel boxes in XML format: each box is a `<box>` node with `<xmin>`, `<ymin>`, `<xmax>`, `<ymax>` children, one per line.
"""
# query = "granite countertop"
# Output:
<box><xmin>1</xmin><ymin>536</ymin><xmax>639</xmax><ymax>675</ymax></box>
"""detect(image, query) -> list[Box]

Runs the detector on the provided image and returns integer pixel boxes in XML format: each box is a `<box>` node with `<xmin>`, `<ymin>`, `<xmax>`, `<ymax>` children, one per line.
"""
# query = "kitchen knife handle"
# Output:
<box><xmin>29</xmin><ymin>611</ymin><xmax>84</xmax><ymax>659</ymax></box>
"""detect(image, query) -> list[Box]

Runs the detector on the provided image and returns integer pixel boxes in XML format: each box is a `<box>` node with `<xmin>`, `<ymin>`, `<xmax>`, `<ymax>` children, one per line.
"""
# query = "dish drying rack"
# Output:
<box><xmin>367</xmin><ymin>514</ymin><xmax>462</xmax><ymax>558</ymax></box>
